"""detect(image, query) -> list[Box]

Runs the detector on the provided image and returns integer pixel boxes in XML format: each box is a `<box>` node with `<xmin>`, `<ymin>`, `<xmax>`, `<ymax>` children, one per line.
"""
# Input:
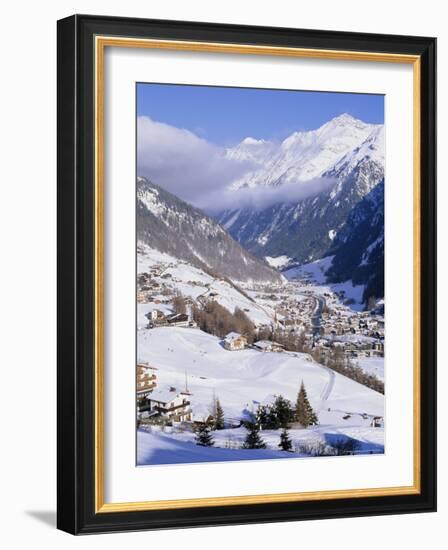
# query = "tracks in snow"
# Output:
<box><xmin>318</xmin><ymin>363</ymin><xmax>336</xmax><ymax>403</ymax></box>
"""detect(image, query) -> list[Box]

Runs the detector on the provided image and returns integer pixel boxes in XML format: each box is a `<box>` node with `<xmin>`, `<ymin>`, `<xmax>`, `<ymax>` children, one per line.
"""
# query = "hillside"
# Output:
<box><xmin>137</xmin><ymin>177</ymin><xmax>283</xmax><ymax>285</ymax></box>
<box><xmin>137</xmin><ymin>327</ymin><xmax>384</xmax><ymax>464</ymax></box>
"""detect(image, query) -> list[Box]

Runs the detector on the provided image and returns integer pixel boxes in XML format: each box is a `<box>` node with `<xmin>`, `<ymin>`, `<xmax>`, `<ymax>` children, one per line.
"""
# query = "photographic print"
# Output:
<box><xmin>136</xmin><ymin>84</ymin><xmax>385</xmax><ymax>466</ymax></box>
<box><xmin>57</xmin><ymin>16</ymin><xmax>436</xmax><ymax>533</ymax></box>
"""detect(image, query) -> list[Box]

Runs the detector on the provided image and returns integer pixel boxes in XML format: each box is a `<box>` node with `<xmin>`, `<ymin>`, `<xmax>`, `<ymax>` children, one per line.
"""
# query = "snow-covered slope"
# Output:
<box><xmin>225</xmin><ymin>137</ymin><xmax>277</xmax><ymax>165</ymax></box>
<box><xmin>137</xmin><ymin>177</ymin><xmax>282</xmax><ymax>284</ymax></box>
<box><xmin>137</xmin><ymin>327</ymin><xmax>384</xmax><ymax>464</ymax></box>
<box><xmin>226</xmin><ymin>114</ymin><xmax>381</xmax><ymax>189</ymax></box>
<box><xmin>283</xmin><ymin>256</ymin><xmax>367</xmax><ymax>311</ymax></box>
<box><xmin>138</xmin><ymin>245</ymin><xmax>276</xmax><ymax>326</ymax></box>
<box><xmin>325</xmin><ymin>180</ymin><xmax>384</xmax><ymax>303</ymax></box>
<box><xmin>139</xmin><ymin>327</ymin><xmax>383</xmax><ymax>423</ymax></box>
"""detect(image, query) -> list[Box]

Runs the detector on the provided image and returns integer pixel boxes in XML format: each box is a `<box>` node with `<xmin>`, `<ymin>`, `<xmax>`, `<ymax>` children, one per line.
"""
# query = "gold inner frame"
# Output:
<box><xmin>94</xmin><ymin>36</ymin><xmax>422</xmax><ymax>514</ymax></box>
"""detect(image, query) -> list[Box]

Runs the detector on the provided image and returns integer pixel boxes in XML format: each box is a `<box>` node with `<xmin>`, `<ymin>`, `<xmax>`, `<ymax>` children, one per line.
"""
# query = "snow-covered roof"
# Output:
<box><xmin>148</xmin><ymin>389</ymin><xmax>179</xmax><ymax>404</ymax></box>
<box><xmin>136</xmin><ymin>361</ymin><xmax>158</xmax><ymax>370</ymax></box>
<box><xmin>254</xmin><ymin>340</ymin><xmax>272</xmax><ymax>349</ymax></box>
<box><xmin>225</xmin><ymin>331</ymin><xmax>243</xmax><ymax>341</ymax></box>
<box><xmin>254</xmin><ymin>340</ymin><xmax>284</xmax><ymax>349</ymax></box>
<box><xmin>190</xmin><ymin>403</ymin><xmax>212</xmax><ymax>422</ymax></box>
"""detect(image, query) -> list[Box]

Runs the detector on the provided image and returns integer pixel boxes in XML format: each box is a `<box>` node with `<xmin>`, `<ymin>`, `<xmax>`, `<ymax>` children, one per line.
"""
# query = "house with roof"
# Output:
<box><xmin>223</xmin><ymin>332</ymin><xmax>247</xmax><ymax>351</ymax></box>
<box><xmin>253</xmin><ymin>340</ymin><xmax>285</xmax><ymax>353</ymax></box>
<box><xmin>166</xmin><ymin>313</ymin><xmax>189</xmax><ymax>327</ymax></box>
<box><xmin>136</xmin><ymin>362</ymin><xmax>158</xmax><ymax>403</ymax></box>
<box><xmin>149</xmin><ymin>309</ymin><xmax>167</xmax><ymax>323</ymax></box>
<box><xmin>190</xmin><ymin>403</ymin><xmax>215</xmax><ymax>425</ymax></box>
<box><xmin>145</xmin><ymin>388</ymin><xmax>192</xmax><ymax>422</ymax></box>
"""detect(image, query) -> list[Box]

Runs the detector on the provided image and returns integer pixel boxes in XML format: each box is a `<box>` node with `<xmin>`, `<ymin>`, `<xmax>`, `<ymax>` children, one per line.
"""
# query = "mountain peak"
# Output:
<box><xmin>319</xmin><ymin>113</ymin><xmax>370</xmax><ymax>131</ymax></box>
<box><xmin>333</xmin><ymin>113</ymin><xmax>358</xmax><ymax>123</ymax></box>
<box><xmin>229</xmin><ymin>113</ymin><xmax>382</xmax><ymax>190</ymax></box>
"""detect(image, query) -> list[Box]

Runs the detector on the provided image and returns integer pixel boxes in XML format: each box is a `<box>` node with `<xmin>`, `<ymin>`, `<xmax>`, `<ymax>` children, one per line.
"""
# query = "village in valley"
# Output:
<box><xmin>136</xmin><ymin>244</ymin><xmax>385</xmax><ymax>464</ymax></box>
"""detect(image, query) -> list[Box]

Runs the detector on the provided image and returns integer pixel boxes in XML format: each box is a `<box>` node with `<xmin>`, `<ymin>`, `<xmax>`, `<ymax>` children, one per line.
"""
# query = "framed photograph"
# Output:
<box><xmin>57</xmin><ymin>14</ymin><xmax>436</xmax><ymax>534</ymax></box>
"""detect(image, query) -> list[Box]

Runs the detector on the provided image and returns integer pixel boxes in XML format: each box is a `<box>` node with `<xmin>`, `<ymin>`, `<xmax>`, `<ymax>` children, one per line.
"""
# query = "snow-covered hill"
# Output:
<box><xmin>139</xmin><ymin>327</ymin><xmax>383</xmax><ymax>421</ymax></box>
<box><xmin>137</xmin><ymin>177</ymin><xmax>283</xmax><ymax>285</ymax></box>
<box><xmin>138</xmin><ymin>245</ymin><xmax>276</xmax><ymax>326</ymax></box>
<box><xmin>137</xmin><ymin>327</ymin><xmax>384</xmax><ymax>464</ymax></box>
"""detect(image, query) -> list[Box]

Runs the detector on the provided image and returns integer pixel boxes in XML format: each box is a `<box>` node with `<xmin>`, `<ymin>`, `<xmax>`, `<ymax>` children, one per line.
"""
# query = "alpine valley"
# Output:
<box><xmin>217</xmin><ymin>113</ymin><xmax>385</xmax><ymax>305</ymax></box>
<box><xmin>136</xmin><ymin>111</ymin><xmax>385</xmax><ymax>466</ymax></box>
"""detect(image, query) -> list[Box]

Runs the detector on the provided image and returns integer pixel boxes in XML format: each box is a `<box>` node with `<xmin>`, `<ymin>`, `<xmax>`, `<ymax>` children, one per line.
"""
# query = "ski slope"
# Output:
<box><xmin>138</xmin><ymin>327</ymin><xmax>384</xmax><ymax>457</ymax></box>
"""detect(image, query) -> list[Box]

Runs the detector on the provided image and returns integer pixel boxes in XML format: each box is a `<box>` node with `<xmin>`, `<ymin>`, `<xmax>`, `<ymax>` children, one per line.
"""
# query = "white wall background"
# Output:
<box><xmin>0</xmin><ymin>1</ymin><xmax>444</xmax><ymax>547</ymax></box>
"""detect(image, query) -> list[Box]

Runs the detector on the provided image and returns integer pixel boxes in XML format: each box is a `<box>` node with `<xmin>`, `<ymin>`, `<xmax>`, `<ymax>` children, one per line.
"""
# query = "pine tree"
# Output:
<box><xmin>295</xmin><ymin>381</ymin><xmax>319</xmax><ymax>427</ymax></box>
<box><xmin>243</xmin><ymin>422</ymin><xmax>266</xmax><ymax>449</ymax></box>
<box><xmin>194</xmin><ymin>422</ymin><xmax>214</xmax><ymax>446</ymax></box>
<box><xmin>272</xmin><ymin>395</ymin><xmax>294</xmax><ymax>428</ymax></box>
<box><xmin>214</xmin><ymin>398</ymin><xmax>225</xmax><ymax>430</ymax></box>
<box><xmin>256</xmin><ymin>404</ymin><xmax>269</xmax><ymax>429</ymax></box>
<box><xmin>278</xmin><ymin>428</ymin><xmax>293</xmax><ymax>452</ymax></box>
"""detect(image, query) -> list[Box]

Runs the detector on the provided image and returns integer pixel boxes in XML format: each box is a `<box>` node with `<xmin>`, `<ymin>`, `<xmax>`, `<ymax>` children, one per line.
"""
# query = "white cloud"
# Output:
<box><xmin>204</xmin><ymin>177</ymin><xmax>337</xmax><ymax>213</ymax></box>
<box><xmin>137</xmin><ymin>116</ymin><xmax>254</xmax><ymax>208</ymax></box>
<box><xmin>137</xmin><ymin>116</ymin><xmax>335</xmax><ymax>213</ymax></box>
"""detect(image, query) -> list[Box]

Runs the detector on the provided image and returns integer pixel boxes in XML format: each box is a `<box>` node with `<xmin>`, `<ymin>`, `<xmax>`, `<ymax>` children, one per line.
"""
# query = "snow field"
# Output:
<box><xmin>137</xmin><ymin>327</ymin><xmax>384</xmax><ymax>464</ymax></box>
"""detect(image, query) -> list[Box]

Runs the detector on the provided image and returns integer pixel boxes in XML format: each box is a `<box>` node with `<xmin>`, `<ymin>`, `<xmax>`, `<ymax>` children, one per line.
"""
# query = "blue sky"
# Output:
<box><xmin>137</xmin><ymin>83</ymin><xmax>384</xmax><ymax>146</ymax></box>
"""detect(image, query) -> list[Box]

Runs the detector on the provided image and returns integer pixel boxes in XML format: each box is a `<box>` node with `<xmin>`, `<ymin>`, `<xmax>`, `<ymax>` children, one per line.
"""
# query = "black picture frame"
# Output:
<box><xmin>57</xmin><ymin>14</ymin><xmax>436</xmax><ymax>534</ymax></box>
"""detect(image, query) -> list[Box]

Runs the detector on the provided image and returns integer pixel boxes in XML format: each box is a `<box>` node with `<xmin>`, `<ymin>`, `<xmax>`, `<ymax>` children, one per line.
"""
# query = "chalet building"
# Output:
<box><xmin>150</xmin><ymin>309</ymin><xmax>167</xmax><ymax>323</ymax></box>
<box><xmin>166</xmin><ymin>313</ymin><xmax>189</xmax><ymax>327</ymax></box>
<box><xmin>145</xmin><ymin>389</ymin><xmax>192</xmax><ymax>422</ymax></box>
<box><xmin>254</xmin><ymin>340</ymin><xmax>285</xmax><ymax>353</ymax></box>
<box><xmin>223</xmin><ymin>332</ymin><xmax>247</xmax><ymax>351</ymax></box>
<box><xmin>136</xmin><ymin>363</ymin><xmax>157</xmax><ymax>402</ymax></box>
<box><xmin>190</xmin><ymin>403</ymin><xmax>215</xmax><ymax>425</ymax></box>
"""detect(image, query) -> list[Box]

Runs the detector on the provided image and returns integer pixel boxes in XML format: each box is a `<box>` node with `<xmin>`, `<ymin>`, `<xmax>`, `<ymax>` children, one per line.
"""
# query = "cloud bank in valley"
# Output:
<box><xmin>137</xmin><ymin>116</ymin><xmax>334</xmax><ymax>213</ymax></box>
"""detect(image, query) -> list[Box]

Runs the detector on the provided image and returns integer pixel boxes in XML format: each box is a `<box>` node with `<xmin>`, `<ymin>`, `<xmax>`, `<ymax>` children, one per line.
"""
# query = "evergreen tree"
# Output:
<box><xmin>272</xmin><ymin>395</ymin><xmax>294</xmax><ymax>428</ymax></box>
<box><xmin>243</xmin><ymin>422</ymin><xmax>266</xmax><ymax>449</ymax></box>
<box><xmin>295</xmin><ymin>381</ymin><xmax>319</xmax><ymax>427</ymax></box>
<box><xmin>278</xmin><ymin>428</ymin><xmax>293</xmax><ymax>452</ymax></box>
<box><xmin>256</xmin><ymin>404</ymin><xmax>270</xmax><ymax>429</ymax></box>
<box><xmin>194</xmin><ymin>422</ymin><xmax>214</xmax><ymax>446</ymax></box>
<box><xmin>266</xmin><ymin>406</ymin><xmax>279</xmax><ymax>430</ymax></box>
<box><xmin>214</xmin><ymin>398</ymin><xmax>225</xmax><ymax>430</ymax></box>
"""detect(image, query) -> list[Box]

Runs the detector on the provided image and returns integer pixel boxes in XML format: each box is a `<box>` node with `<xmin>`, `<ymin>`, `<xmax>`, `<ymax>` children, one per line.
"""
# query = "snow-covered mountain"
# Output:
<box><xmin>326</xmin><ymin>180</ymin><xmax>384</xmax><ymax>304</ymax></box>
<box><xmin>225</xmin><ymin>137</ymin><xmax>277</xmax><ymax>166</ymax></box>
<box><xmin>226</xmin><ymin>113</ymin><xmax>380</xmax><ymax>189</ymax></box>
<box><xmin>216</xmin><ymin>114</ymin><xmax>385</xmax><ymax>303</ymax></box>
<box><xmin>137</xmin><ymin>177</ymin><xmax>283</xmax><ymax>284</ymax></box>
